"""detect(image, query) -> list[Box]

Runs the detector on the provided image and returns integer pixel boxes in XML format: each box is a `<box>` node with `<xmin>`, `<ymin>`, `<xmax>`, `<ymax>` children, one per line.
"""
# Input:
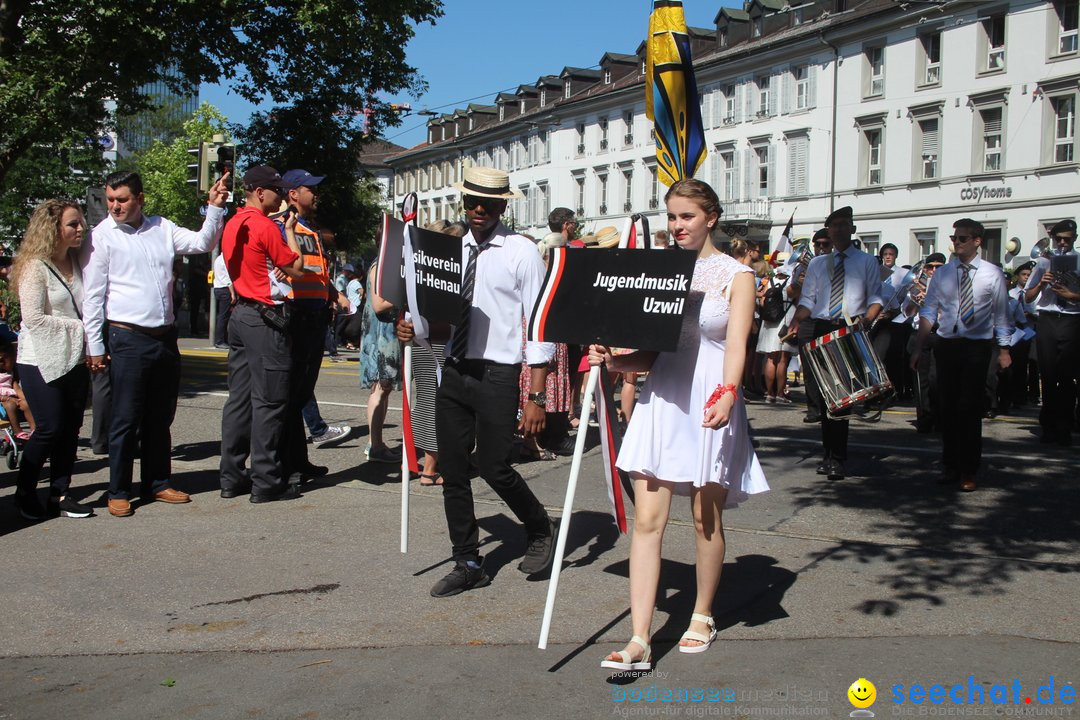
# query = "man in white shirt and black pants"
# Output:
<box><xmin>1023</xmin><ymin>219</ymin><xmax>1080</xmax><ymax>446</ymax></box>
<box><xmin>786</xmin><ymin>207</ymin><xmax>883</xmax><ymax>480</ymax></box>
<box><xmin>82</xmin><ymin>170</ymin><xmax>230</xmax><ymax>517</ymax></box>
<box><xmin>912</xmin><ymin>219</ymin><xmax>1013</xmax><ymax>492</ymax></box>
<box><xmin>397</xmin><ymin>167</ymin><xmax>557</xmax><ymax>597</ymax></box>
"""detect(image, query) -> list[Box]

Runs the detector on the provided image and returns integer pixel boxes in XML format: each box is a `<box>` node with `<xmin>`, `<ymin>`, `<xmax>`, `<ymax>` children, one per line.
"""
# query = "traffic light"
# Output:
<box><xmin>187</xmin><ymin>145</ymin><xmax>202</xmax><ymax>189</ymax></box>
<box><xmin>188</xmin><ymin>138</ymin><xmax>237</xmax><ymax>194</ymax></box>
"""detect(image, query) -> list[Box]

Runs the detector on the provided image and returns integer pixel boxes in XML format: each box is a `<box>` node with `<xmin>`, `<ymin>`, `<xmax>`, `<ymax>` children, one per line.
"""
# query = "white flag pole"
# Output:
<box><xmin>538</xmin><ymin>218</ymin><xmax>634</xmax><ymax>649</ymax></box>
<box><xmin>399</xmin><ymin>194</ymin><xmax>419</xmax><ymax>554</ymax></box>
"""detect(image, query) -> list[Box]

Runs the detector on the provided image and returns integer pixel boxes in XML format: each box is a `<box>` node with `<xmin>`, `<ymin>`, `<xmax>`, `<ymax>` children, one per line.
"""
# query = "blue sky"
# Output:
<box><xmin>200</xmin><ymin>0</ymin><xmax>736</xmax><ymax>149</ymax></box>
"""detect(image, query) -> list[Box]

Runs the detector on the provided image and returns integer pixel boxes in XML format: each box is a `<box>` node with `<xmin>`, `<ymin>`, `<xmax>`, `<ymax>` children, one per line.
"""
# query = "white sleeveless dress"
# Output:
<box><xmin>617</xmin><ymin>253</ymin><xmax>769</xmax><ymax>505</ymax></box>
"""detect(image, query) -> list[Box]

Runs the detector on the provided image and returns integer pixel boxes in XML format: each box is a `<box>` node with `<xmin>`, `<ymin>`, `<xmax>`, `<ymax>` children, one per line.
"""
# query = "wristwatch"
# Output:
<box><xmin>528</xmin><ymin>392</ymin><xmax>547</xmax><ymax>408</ymax></box>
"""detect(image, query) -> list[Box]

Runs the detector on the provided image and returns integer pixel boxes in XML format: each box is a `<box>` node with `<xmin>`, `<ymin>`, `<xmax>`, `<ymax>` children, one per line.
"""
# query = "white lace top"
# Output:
<box><xmin>16</xmin><ymin>259</ymin><xmax>85</xmax><ymax>383</ymax></box>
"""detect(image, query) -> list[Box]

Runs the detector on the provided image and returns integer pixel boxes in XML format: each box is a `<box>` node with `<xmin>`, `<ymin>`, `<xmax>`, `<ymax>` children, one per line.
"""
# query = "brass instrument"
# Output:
<box><xmin>871</xmin><ymin>259</ymin><xmax>926</xmax><ymax>331</ymax></box>
<box><xmin>905</xmin><ymin>261</ymin><xmax>930</xmax><ymax>310</ymax></box>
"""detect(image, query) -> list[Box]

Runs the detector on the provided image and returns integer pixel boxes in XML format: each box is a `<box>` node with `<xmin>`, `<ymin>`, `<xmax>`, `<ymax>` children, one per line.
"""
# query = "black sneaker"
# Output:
<box><xmin>430</xmin><ymin>561</ymin><xmax>491</xmax><ymax>597</ymax></box>
<box><xmin>51</xmin><ymin>496</ymin><xmax>93</xmax><ymax>518</ymax></box>
<box><xmin>518</xmin><ymin>519</ymin><xmax>557</xmax><ymax>575</ymax></box>
<box><xmin>15</xmin><ymin>491</ymin><xmax>46</xmax><ymax>521</ymax></box>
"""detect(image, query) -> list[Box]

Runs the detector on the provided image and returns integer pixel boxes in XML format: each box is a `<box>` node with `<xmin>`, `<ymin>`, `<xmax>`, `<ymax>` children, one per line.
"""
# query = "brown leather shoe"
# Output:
<box><xmin>960</xmin><ymin>476</ymin><xmax>977</xmax><ymax>492</ymax></box>
<box><xmin>107</xmin><ymin>498</ymin><xmax>133</xmax><ymax>517</ymax></box>
<box><xmin>153</xmin><ymin>487</ymin><xmax>191</xmax><ymax>504</ymax></box>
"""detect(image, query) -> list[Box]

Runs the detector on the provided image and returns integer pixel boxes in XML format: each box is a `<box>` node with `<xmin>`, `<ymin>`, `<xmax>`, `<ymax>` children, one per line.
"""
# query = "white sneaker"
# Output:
<box><xmin>311</xmin><ymin>425</ymin><xmax>351</xmax><ymax>447</ymax></box>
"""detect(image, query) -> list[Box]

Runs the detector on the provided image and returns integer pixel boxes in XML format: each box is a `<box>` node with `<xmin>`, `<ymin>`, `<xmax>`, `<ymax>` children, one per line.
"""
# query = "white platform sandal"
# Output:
<box><xmin>678</xmin><ymin>613</ymin><xmax>717</xmax><ymax>654</ymax></box>
<box><xmin>601</xmin><ymin>635</ymin><xmax>652</xmax><ymax>671</ymax></box>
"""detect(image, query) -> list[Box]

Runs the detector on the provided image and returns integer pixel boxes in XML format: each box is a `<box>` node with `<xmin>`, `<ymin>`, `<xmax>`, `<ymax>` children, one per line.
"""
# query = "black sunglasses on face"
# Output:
<box><xmin>949</xmin><ymin>234</ymin><xmax>972</xmax><ymax>242</ymax></box>
<box><xmin>463</xmin><ymin>195</ymin><xmax>502</xmax><ymax>210</ymax></box>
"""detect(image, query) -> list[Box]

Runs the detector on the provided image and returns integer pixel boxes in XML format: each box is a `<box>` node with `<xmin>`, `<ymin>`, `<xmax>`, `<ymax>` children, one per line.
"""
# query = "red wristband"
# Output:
<box><xmin>704</xmin><ymin>383</ymin><xmax>737</xmax><ymax>412</ymax></box>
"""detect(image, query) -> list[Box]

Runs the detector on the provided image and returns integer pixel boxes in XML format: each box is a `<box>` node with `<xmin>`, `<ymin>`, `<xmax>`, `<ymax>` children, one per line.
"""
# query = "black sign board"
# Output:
<box><xmin>374</xmin><ymin>213</ymin><xmax>406</xmax><ymax>307</ymax></box>
<box><xmin>406</xmin><ymin>225</ymin><xmax>465</xmax><ymax>325</ymax></box>
<box><xmin>527</xmin><ymin>248</ymin><xmax>697</xmax><ymax>352</ymax></box>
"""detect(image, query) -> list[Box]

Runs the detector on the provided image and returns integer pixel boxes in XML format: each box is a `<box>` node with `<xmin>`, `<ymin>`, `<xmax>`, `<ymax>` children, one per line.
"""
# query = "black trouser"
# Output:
<box><xmin>437</xmin><ymin>359</ymin><xmax>550</xmax><ymax>564</ymax></box>
<box><xmin>281</xmin><ymin>303</ymin><xmax>329</xmax><ymax>477</ymax></box>
<box><xmin>1008</xmin><ymin>339</ymin><xmax>1032</xmax><ymax>408</ymax></box>
<box><xmin>213</xmin><ymin>287</ymin><xmax>232</xmax><ymax>346</ymax></box>
<box><xmin>15</xmin><ymin>363</ymin><xmax>89</xmax><ymax>497</ymax></box>
<box><xmin>907</xmin><ymin>331</ymin><xmax>938</xmax><ymax>429</ymax></box>
<box><xmin>802</xmin><ymin>319</ymin><xmax>851</xmax><ymax>463</ymax></box>
<box><xmin>220</xmin><ymin>303</ymin><xmax>292</xmax><ymax>494</ymax></box>
<box><xmin>935</xmin><ymin>337</ymin><xmax>994</xmax><ymax>476</ymax></box>
<box><xmin>90</xmin><ymin>360</ymin><xmax>111</xmax><ymax>455</ymax></box>
<box><xmin>106</xmin><ymin>325</ymin><xmax>180</xmax><ymax>499</ymax></box>
<box><xmin>797</xmin><ymin>319</ymin><xmax>820</xmax><ymax>418</ymax></box>
<box><xmin>1035</xmin><ymin>312</ymin><xmax>1080</xmax><ymax>441</ymax></box>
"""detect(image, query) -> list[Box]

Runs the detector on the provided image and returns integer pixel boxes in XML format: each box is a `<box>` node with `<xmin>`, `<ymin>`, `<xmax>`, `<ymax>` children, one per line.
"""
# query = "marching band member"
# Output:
<box><xmin>903</xmin><ymin>253</ymin><xmax>946</xmax><ymax>433</ymax></box>
<box><xmin>786</xmin><ymin>207</ymin><xmax>883</xmax><ymax>480</ymax></box>
<box><xmin>788</xmin><ymin>228</ymin><xmax>830</xmax><ymax>423</ymax></box>
<box><xmin>912</xmin><ymin>219</ymin><xmax>1012</xmax><ymax>492</ymax></box>
<box><xmin>1023</xmin><ymin>219</ymin><xmax>1080</xmax><ymax>446</ymax></box>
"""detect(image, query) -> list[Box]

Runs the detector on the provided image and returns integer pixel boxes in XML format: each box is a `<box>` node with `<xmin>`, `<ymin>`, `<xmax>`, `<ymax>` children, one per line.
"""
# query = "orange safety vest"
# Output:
<box><xmin>285</xmin><ymin>220</ymin><xmax>330</xmax><ymax>302</ymax></box>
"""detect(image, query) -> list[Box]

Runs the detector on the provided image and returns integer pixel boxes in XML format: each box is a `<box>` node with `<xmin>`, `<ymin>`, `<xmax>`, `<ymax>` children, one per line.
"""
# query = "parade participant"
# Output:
<box><xmin>82</xmin><ymin>170</ymin><xmax>229</xmax><ymax>517</ymax></box>
<box><xmin>11</xmin><ymin>200</ymin><xmax>92</xmax><ymax>520</ymax></box>
<box><xmin>218</xmin><ymin>166</ymin><xmax>304</xmax><ymax>503</ymax></box>
<box><xmin>912</xmin><ymin>219</ymin><xmax>1012</xmax><ymax>491</ymax></box>
<box><xmin>873</xmin><ymin>243</ymin><xmax>914</xmax><ymax>403</ymax></box>
<box><xmin>785</xmin><ymin>207</ymin><xmax>883</xmax><ymax>480</ymax></box>
<box><xmin>1008</xmin><ymin>261</ymin><xmax>1037</xmax><ymax>409</ymax></box>
<box><xmin>212</xmin><ymin>249</ymin><xmax>234</xmax><ymax>348</ymax></box>
<box><xmin>396</xmin><ymin>166</ymin><xmax>557</xmax><ymax>597</ymax></box>
<box><xmin>593</xmin><ymin>179</ymin><xmax>767</xmax><ymax>672</ymax></box>
<box><xmin>902</xmin><ymin>253</ymin><xmax>946</xmax><ymax>433</ymax></box>
<box><xmin>276</xmin><ymin>169</ymin><xmax>337</xmax><ymax>482</ymax></box>
<box><xmin>789</xmin><ymin>229</ymin><xmax>830</xmax><ymax>423</ymax></box>
<box><xmin>1023</xmin><ymin>219</ymin><xmax>1080</xmax><ymax>445</ymax></box>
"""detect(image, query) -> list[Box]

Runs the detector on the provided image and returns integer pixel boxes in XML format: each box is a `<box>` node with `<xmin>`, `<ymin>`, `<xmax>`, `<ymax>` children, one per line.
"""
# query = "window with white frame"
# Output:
<box><xmin>519</xmin><ymin>100</ymin><xmax>525</xmax><ymax>114</ymax></box>
<box><xmin>756</xmin><ymin>76</ymin><xmax>771</xmax><ymax>117</ymax></box>
<box><xmin>722</xmin><ymin>150</ymin><xmax>738</xmax><ymax>201</ymax></box>
<box><xmin>917</xmin><ymin>117</ymin><xmax>940</xmax><ymax>180</ymax></box>
<box><xmin>597</xmin><ymin>173</ymin><xmax>609</xmax><ymax>215</ymax></box>
<box><xmin>540</xmin><ymin>89</ymin><xmax>547</xmax><ymax>107</ymax></box>
<box><xmin>719</xmin><ymin>27</ymin><xmax>728</xmax><ymax>47</ymax></box>
<box><xmin>865</xmin><ymin>46</ymin><xmax>885</xmax><ymax>97</ymax></box>
<box><xmin>724</xmin><ymin>84</ymin><xmax>737</xmax><ymax>123</ymax></box>
<box><xmin>604</xmin><ymin>69</ymin><xmax>612</xmax><ymax>85</ymax></box>
<box><xmin>1056</xmin><ymin>0</ymin><xmax>1079</xmax><ymax>55</ymax></box>
<box><xmin>794</xmin><ymin>65</ymin><xmax>811</xmax><ymax>110</ymax></box>
<box><xmin>752</xmin><ymin>143</ymin><xmax>773</xmax><ymax>198</ymax></box>
<box><xmin>983</xmin><ymin>15</ymin><xmax>1006</xmax><ymax>71</ymax></box>
<box><xmin>859</xmin><ymin>233</ymin><xmax>880</xmax><ymax>257</ymax></box>
<box><xmin>914</xmin><ymin>230</ymin><xmax>937</xmax><ymax>259</ymax></box>
<box><xmin>537</xmin><ymin>182</ymin><xmax>549</xmax><ymax>226</ymax></box>
<box><xmin>564</xmin><ymin>81</ymin><xmax>572</xmax><ymax>99</ymax></box>
<box><xmin>1053</xmin><ymin>94</ymin><xmax>1076</xmax><ymax>163</ymax></box>
<box><xmin>978</xmin><ymin>106</ymin><xmax>1004</xmax><ymax>172</ymax></box>
<box><xmin>921</xmin><ymin>32</ymin><xmax>941</xmax><ymax>86</ymax></box>
<box><xmin>752</xmin><ymin>16</ymin><xmax>762</xmax><ymax>37</ymax></box>
<box><xmin>787</xmin><ymin>134</ymin><xmax>809</xmax><ymax>196</ymax></box>
<box><xmin>599</xmin><ymin>117</ymin><xmax>609</xmax><ymax>151</ymax></box>
<box><xmin>622</xmin><ymin>169</ymin><xmax>633</xmax><ymax>212</ymax></box>
<box><xmin>624</xmin><ymin>110</ymin><xmax>634</xmax><ymax>145</ymax></box>
<box><xmin>855</xmin><ymin>116</ymin><xmax>886</xmax><ymax>187</ymax></box>
<box><xmin>575</xmin><ymin>175</ymin><xmax>586</xmax><ymax>216</ymax></box>
<box><xmin>498</xmin><ymin>105</ymin><xmax>505</xmax><ymax>121</ymax></box>
<box><xmin>576</xmin><ymin>124</ymin><xmax>585</xmax><ymax>155</ymax></box>
<box><xmin>648</xmin><ymin>164</ymin><xmax>659</xmax><ymax>208</ymax></box>
<box><xmin>433</xmin><ymin>198</ymin><xmax>442</xmax><ymax>221</ymax></box>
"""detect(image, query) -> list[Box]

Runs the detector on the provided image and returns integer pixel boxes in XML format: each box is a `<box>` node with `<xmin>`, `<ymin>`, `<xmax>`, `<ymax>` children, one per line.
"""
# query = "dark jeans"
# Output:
<box><xmin>220</xmin><ymin>303</ymin><xmax>292</xmax><ymax>494</ymax></box>
<box><xmin>437</xmin><ymin>360</ymin><xmax>550</xmax><ymax>563</ymax></box>
<box><xmin>1035</xmin><ymin>312</ymin><xmax>1080</xmax><ymax>441</ymax></box>
<box><xmin>302</xmin><ymin>396</ymin><xmax>327</xmax><ymax>437</ymax></box>
<box><xmin>106</xmin><ymin>325</ymin><xmax>180</xmax><ymax>499</ymax></box>
<box><xmin>281</xmin><ymin>303</ymin><xmax>329</xmax><ymax>476</ymax></box>
<box><xmin>213</xmin><ymin>287</ymin><xmax>232</xmax><ymax>346</ymax></box>
<box><xmin>802</xmin><ymin>319</ymin><xmax>851</xmax><ymax>462</ymax></box>
<box><xmin>935</xmin><ymin>337</ymin><xmax>994</xmax><ymax>475</ymax></box>
<box><xmin>90</xmin><ymin>358</ymin><xmax>111</xmax><ymax>454</ymax></box>
<box><xmin>15</xmin><ymin>363</ymin><xmax>89</xmax><ymax>497</ymax></box>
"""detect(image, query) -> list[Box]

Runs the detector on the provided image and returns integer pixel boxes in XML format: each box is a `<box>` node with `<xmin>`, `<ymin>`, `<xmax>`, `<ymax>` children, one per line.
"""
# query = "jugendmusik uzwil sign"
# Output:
<box><xmin>960</xmin><ymin>185</ymin><xmax>1013</xmax><ymax>203</ymax></box>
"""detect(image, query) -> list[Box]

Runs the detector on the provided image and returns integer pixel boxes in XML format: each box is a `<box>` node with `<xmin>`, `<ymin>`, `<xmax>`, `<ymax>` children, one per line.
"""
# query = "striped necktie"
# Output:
<box><xmin>959</xmin><ymin>263</ymin><xmax>975</xmax><ymax>326</ymax></box>
<box><xmin>829</xmin><ymin>252</ymin><xmax>845</xmax><ymax>320</ymax></box>
<box><xmin>448</xmin><ymin>241</ymin><xmax>489</xmax><ymax>361</ymax></box>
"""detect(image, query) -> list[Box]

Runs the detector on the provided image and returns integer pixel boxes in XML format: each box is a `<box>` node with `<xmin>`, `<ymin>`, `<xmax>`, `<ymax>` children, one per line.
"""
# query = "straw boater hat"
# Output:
<box><xmin>594</xmin><ymin>226</ymin><xmax>621</xmax><ymax>249</ymax></box>
<box><xmin>453</xmin><ymin>166</ymin><xmax>524</xmax><ymax>199</ymax></box>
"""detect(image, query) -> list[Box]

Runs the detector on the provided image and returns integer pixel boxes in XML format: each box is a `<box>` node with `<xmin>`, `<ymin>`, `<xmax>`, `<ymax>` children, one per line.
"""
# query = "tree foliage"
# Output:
<box><xmin>129</xmin><ymin>103</ymin><xmax>231</xmax><ymax>230</ymax></box>
<box><xmin>0</xmin><ymin>0</ymin><xmax>443</xmax><ymax>185</ymax></box>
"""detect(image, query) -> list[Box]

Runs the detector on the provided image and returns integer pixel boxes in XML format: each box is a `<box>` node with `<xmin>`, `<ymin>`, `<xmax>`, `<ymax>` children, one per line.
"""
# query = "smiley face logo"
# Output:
<box><xmin>848</xmin><ymin>678</ymin><xmax>877</xmax><ymax>708</ymax></box>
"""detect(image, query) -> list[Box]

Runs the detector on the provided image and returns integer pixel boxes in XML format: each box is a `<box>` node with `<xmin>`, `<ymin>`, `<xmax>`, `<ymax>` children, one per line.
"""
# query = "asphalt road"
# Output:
<box><xmin>0</xmin><ymin>339</ymin><xmax>1076</xmax><ymax>720</ymax></box>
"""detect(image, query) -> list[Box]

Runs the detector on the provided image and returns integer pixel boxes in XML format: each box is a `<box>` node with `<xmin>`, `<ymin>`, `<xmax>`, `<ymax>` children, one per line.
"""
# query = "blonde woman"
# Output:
<box><xmin>12</xmin><ymin>200</ymin><xmax>92</xmax><ymax>520</ymax></box>
<box><xmin>590</xmin><ymin>179</ymin><xmax>768</xmax><ymax>672</ymax></box>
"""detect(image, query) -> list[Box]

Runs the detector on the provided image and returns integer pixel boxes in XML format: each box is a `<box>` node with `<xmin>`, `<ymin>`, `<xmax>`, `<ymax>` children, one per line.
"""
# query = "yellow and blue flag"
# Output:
<box><xmin>646</xmin><ymin>0</ymin><xmax>707</xmax><ymax>186</ymax></box>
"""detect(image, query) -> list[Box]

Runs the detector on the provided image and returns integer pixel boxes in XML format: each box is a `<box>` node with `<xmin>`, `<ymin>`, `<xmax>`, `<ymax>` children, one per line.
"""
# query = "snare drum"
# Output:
<box><xmin>805</xmin><ymin>325</ymin><xmax>891</xmax><ymax>416</ymax></box>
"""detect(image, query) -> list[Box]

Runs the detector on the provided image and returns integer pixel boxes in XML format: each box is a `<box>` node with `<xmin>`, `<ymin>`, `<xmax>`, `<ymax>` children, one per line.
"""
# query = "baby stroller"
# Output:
<box><xmin>0</xmin><ymin>403</ymin><xmax>24</xmax><ymax>470</ymax></box>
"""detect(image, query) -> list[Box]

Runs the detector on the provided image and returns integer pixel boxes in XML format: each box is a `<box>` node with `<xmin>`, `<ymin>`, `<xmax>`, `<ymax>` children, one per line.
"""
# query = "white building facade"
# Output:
<box><xmin>386</xmin><ymin>0</ymin><xmax>1080</xmax><ymax>267</ymax></box>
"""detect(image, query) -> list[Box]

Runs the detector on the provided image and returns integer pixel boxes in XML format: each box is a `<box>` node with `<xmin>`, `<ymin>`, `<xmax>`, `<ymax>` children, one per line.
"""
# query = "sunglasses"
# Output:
<box><xmin>462</xmin><ymin>195</ymin><xmax>503</xmax><ymax>210</ymax></box>
<box><xmin>949</xmin><ymin>234</ymin><xmax>973</xmax><ymax>242</ymax></box>
<box><xmin>1052</xmin><ymin>234</ymin><xmax>1076</xmax><ymax>242</ymax></box>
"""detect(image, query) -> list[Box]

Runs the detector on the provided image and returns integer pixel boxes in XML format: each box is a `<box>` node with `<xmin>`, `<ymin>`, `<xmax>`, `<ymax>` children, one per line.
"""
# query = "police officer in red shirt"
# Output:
<box><xmin>218</xmin><ymin>166</ymin><xmax>304</xmax><ymax>502</ymax></box>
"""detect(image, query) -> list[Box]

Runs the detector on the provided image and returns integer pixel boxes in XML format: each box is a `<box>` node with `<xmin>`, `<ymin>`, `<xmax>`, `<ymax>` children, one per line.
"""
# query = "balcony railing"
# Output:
<box><xmin>722</xmin><ymin>199</ymin><xmax>772</xmax><ymax>219</ymax></box>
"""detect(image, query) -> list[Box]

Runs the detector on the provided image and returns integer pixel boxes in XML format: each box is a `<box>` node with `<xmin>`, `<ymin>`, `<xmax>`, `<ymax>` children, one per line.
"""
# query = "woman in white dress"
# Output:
<box><xmin>591</xmin><ymin>179</ymin><xmax>768</xmax><ymax>672</ymax></box>
<box><xmin>756</xmin><ymin>266</ymin><xmax>799</xmax><ymax>403</ymax></box>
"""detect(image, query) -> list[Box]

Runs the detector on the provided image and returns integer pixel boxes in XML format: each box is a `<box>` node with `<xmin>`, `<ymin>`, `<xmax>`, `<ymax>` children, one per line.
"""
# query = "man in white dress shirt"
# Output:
<box><xmin>786</xmin><ymin>207</ymin><xmax>883</xmax><ymax>480</ymax></box>
<box><xmin>1023</xmin><ymin>218</ymin><xmax>1080</xmax><ymax>446</ymax></box>
<box><xmin>82</xmin><ymin>170</ymin><xmax>230</xmax><ymax>517</ymax></box>
<box><xmin>912</xmin><ymin>219</ymin><xmax>1012</xmax><ymax>492</ymax></box>
<box><xmin>397</xmin><ymin>166</ymin><xmax>557</xmax><ymax>597</ymax></box>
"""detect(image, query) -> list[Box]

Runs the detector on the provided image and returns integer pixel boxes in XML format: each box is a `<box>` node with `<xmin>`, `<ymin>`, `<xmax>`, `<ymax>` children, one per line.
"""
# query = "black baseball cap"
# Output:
<box><xmin>242</xmin><ymin>165</ymin><xmax>284</xmax><ymax>189</ymax></box>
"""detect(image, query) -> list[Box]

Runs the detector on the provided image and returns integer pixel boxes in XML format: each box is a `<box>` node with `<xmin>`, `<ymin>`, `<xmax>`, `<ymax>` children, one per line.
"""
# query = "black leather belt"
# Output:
<box><xmin>109</xmin><ymin>321</ymin><xmax>174</xmax><ymax>337</ymax></box>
